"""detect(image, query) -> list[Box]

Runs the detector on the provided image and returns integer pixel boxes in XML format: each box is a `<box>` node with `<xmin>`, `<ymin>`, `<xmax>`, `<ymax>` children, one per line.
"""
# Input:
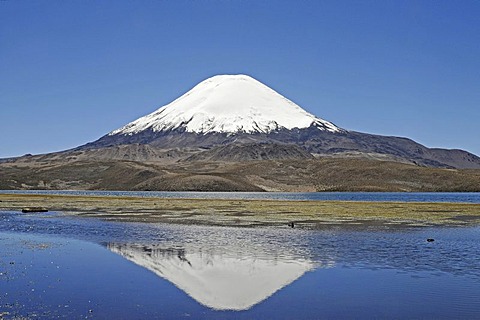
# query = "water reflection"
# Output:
<box><xmin>2</xmin><ymin>209</ymin><xmax>480</xmax><ymax>282</ymax></box>
<box><xmin>108</xmin><ymin>243</ymin><xmax>317</xmax><ymax>310</ymax></box>
<box><xmin>103</xmin><ymin>225</ymin><xmax>480</xmax><ymax>312</ymax></box>
<box><xmin>104</xmin><ymin>225</ymin><xmax>328</xmax><ymax>310</ymax></box>
<box><xmin>2</xmin><ymin>209</ymin><xmax>480</xmax><ymax>318</ymax></box>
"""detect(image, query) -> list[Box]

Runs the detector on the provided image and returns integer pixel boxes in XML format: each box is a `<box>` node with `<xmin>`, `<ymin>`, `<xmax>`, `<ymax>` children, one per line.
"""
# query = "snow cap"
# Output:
<box><xmin>110</xmin><ymin>74</ymin><xmax>340</xmax><ymax>135</ymax></box>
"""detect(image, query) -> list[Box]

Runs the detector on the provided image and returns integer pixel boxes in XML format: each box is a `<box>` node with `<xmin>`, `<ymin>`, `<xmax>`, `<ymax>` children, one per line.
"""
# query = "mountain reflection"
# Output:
<box><xmin>107</xmin><ymin>233</ymin><xmax>324</xmax><ymax>311</ymax></box>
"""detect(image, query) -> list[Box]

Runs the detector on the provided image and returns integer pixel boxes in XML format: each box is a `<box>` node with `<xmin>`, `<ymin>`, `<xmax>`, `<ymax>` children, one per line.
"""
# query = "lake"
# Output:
<box><xmin>2</xmin><ymin>190</ymin><xmax>480</xmax><ymax>203</ymax></box>
<box><xmin>1</xmin><ymin>204</ymin><xmax>480</xmax><ymax>319</ymax></box>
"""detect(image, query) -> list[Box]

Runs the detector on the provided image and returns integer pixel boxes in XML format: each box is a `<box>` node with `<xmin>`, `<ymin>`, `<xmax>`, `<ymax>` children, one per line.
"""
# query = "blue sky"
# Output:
<box><xmin>1</xmin><ymin>0</ymin><xmax>479</xmax><ymax>158</ymax></box>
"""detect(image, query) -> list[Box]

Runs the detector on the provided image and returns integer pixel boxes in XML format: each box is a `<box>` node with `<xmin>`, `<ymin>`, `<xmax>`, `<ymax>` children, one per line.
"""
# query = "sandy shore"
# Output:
<box><xmin>1</xmin><ymin>193</ymin><xmax>479</xmax><ymax>228</ymax></box>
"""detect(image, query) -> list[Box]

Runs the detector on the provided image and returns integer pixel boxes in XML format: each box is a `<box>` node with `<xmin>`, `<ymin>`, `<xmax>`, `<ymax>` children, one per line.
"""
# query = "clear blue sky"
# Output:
<box><xmin>1</xmin><ymin>0</ymin><xmax>479</xmax><ymax>158</ymax></box>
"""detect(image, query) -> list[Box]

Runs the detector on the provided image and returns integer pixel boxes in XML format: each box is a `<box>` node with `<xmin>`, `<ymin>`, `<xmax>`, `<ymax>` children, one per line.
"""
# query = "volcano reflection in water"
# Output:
<box><xmin>107</xmin><ymin>242</ymin><xmax>322</xmax><ymax>311</ymax></box>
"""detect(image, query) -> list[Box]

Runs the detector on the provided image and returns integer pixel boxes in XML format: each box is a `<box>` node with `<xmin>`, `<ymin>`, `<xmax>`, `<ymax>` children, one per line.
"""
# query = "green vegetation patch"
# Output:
<box><xmin>1</xmin><ymin>193</ymin><xmax>479</xmax><ymax>228</ymax></box>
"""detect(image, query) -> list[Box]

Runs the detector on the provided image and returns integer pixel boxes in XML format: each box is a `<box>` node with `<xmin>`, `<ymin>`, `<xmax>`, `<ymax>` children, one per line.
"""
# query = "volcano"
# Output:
<box><xmin>3</xmin><ymin>74</ymin><xmax>480</xmax><ymax>192</ymax></box>
<box><xmin>81</xmin><ymin>74</ymin><xmax>480</xmax><ymax>169</ymax></box>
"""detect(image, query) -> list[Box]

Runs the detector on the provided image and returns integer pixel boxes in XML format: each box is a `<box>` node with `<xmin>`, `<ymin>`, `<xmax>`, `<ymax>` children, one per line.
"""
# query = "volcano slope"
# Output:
<box><xmin>80</xmin><ymin>74</ymin><xmax>480</xmax><ymax>170</ymax></box>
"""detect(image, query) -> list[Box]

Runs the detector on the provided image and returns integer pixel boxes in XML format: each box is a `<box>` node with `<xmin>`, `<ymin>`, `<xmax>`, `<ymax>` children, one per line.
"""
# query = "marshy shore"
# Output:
<box><xmin>1</xmin><ymin>193</ymin><xmax>479</xmax><ymax>228</ymax></box>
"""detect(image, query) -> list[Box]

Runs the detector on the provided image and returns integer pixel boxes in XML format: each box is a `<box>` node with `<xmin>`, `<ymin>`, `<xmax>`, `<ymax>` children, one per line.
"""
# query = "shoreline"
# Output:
<box><xmin>1</xmin><ymin>193</ymin><xmax>480</xmax><ymax>228</ymax></box>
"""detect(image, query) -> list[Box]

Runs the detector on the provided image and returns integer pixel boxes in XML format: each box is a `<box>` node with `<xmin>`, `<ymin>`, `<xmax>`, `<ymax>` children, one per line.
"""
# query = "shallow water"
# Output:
<box><xmin>1</xmin><ymin>210</ymin><xmax>480</xmax><ymax>319</ymax></box>
<box><xmin>2</xmin><ymin>190</ymin><xmax>480</xmax><ymax>203</ymax></box>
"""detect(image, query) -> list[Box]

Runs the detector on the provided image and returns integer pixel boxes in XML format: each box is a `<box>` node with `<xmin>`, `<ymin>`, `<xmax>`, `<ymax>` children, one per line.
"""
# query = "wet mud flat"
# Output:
<box><xmin>1</xmin><ymin>193</ymin><xmax>479</xmax><ymax>228</ymax></box>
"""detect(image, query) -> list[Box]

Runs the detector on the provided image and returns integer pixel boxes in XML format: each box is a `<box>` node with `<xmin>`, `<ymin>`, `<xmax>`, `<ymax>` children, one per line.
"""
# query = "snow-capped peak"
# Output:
<box><xmin>110</xmin><ymin>74</ymin><xmax>341</xmax><ymax>136</ymax></box>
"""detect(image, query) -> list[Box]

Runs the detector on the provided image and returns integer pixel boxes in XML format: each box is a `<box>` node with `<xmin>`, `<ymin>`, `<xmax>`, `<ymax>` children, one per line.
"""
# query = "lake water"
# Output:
<box><xmin>3</xmin><ymin>190</ymin><xmax>480</xmax><ymax>203</ymax></box>
<box><xmin>1</xmin><ymin>207</ymin><xmax>480</xmax><ymax>319</ymax></box>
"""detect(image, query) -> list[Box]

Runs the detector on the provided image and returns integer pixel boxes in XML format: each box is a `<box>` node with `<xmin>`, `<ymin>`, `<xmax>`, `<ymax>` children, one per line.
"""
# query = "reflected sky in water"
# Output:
<box><xmin>1</xmin><ymin>210</ymin><xmax>480</xmax><ymax>319</ymax></box>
